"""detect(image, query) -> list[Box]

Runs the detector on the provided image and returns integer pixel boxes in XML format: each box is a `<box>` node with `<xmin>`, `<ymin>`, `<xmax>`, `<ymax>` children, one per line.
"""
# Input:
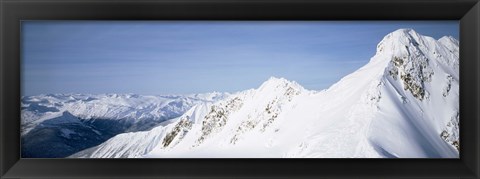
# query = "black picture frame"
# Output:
<box><xmin>1</xmin><ymin>0</ymin><xmax>479</xmax><ymax>178</ymax></box>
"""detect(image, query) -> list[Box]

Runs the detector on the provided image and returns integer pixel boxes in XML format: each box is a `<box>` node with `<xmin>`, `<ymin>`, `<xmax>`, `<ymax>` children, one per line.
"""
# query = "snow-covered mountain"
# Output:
<box><xmin>21</xmin><ymin>92</ymin><xmax>228</xmax><ymax>158</ymax></box>
<box><xmin>21</xmin><ymin>93</ymin><xmax>228</xmax><ymax>134</ymax></box>
<box><xmin>71</xmin><ymin>29</ymin><xmax>459</xmax><ymax>158</ymax></box>
<box><xmin>71</xmin><ymin>103</ymin><xmax>215</xmax><ymax>158</ymax></box>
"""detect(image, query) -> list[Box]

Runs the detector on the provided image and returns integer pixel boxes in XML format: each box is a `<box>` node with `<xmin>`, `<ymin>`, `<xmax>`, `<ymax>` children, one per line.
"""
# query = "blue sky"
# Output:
<box><xmin>21</xmin><ymin>21</ymin><xmax>458</xmax><ymax>96</ymax></box>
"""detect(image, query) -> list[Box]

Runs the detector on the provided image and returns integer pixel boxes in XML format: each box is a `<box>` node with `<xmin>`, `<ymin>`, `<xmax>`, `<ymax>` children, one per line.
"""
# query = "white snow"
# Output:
<box><xmin>21</xmin><ymin>92</ymin><xmax>229</xmax><ymax>135</ymax></box>
<box><xmin>67</xmin><ymin>29</ymin><xmax>459</xmax><ymax>158</ymax></box>
<box><xmin>70</xmin><ymin>102</ymin><xmax>214</xmax><ymax>158</ymax></box>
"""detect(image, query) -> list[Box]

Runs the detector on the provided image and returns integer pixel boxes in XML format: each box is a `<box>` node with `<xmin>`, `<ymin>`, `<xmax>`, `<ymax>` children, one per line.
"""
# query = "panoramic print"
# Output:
<box><xmin>21</xmin><ymin>21</ymin><xmax>459</xmax><ymax>158</ymax></box>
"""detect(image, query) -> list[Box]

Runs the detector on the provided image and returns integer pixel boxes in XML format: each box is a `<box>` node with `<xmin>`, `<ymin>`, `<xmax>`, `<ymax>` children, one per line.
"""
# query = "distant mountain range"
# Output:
<box><xmin>21</xmin><ymin>92</ymin><xmax>229</xmax><ymax>157</ymax></box>
<box><xmin>22</xmin><ymin>29</ymin><xmax>459</xmax><ymax>158</ymax></box>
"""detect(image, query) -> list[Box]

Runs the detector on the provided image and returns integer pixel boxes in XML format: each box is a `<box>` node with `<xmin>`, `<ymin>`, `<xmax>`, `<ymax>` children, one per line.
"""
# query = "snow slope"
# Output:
<box><xmin>73</xmin><ymin>29</ymin><xmax>459</xmax><ymax>158</ymax></box>
<box><xmin>71</xmin><ymin>103</ymin><xmax>214</xmax><ymax>158</ymax></box>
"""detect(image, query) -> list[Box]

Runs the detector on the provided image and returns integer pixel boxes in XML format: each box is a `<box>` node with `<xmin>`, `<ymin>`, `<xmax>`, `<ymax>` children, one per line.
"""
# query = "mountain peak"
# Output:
<box><xmin>389</xmin><ymin>28</ymin><xmax>423</xmax><ymax>40</ymax></box>
<box><xmin>373</xmin><ymin>28</ymin><xmax>429</xmax><ymax>59</ymax></box>
<box><xmin>391</xmin><ymin>28</ymin><xmax>416</xmax><ymax>35</ymax></box>
<box><xmin>262</xmin><ymin>76</ymin><xmax>293</xmax><ymax>86</ymax></box>
<box><xmin>373</xmin><ymin>29</ymin><xmax>459</xmax><ymax>62</ymax></box>
<box><xmin>381</xmin><ymin>28</ymin><xmax>421</xmax><ymax>44</ymax></box>
<box><xmin>266</xmin><ymin>76</ymin><xmax>288</xmax><ymax>83</ymax></box>
<box><xmin>438</xmin><ymin>36</ymin><xmax>459</xmax><ymax>47</ymax></box>
<box><xmin>258</xmin><ymin>77</ymin><xmax>305</xmax><ymax>92</ymax></box>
